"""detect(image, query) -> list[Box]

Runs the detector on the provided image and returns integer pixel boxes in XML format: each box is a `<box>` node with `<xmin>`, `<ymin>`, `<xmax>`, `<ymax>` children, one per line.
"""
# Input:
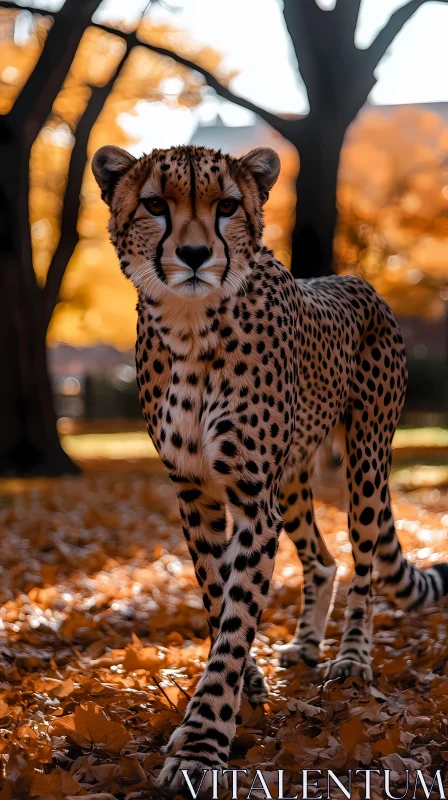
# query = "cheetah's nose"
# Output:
<box><xmin>176</xmin><ymin>246</ymin><xmax>212</xmax><ymax>271</ymax></box>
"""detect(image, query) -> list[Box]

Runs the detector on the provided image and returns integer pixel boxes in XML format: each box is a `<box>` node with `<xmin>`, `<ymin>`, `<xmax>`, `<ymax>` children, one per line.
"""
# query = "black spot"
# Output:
<box><xmin>171</xmin><ymin>432</ymin><xmax>183</xmax><ymax>448</ymax></box>
<box><xmin>234</xmin><ymin>554</ymin><xmax>248</xmax><ymax>571</ymax></box>
<box><xmin>263</xmin><ymin>537</ymin><xmax>277</xmax><ymax>559</ymax></box>
<box><xmin>359</xmin><ymin>507</ymin><xmax>375</xmax><ymax>526</ymax></box>
<box><xmin>221</xmin><ymin>440</ymin><xmax>237</xmax><ymax>457</ymax></box>
<box><xmin>229</xmin><ymin>585</ymin><xmax>245</xmax><ymax>601</ymax></box>
<box><xmin>188</xmin><ymin>510</ymin><xmax>201</xmax><ymax>527</ymax></box>
<box><xmin>203</xmin><ymin>682</ymin><xmax>224</xmax><ymax>696</ymax></box>
<box><xmin>179</xmin><ymin>488</ymin><xmax>201</xmax><ymax>503</ymax></box>
<box><xmin>235</xmin><ymin>362</ymin><xmax>248</xmax><ymax>376</ymax></box>
<box><xmin>236</xmin><ymin>479</ymin><xmax>263</xmax><ymax>497</ymax></box>
<box><xmin>220</xmin><ymin>704</ymin><xmax>232</xmax><ymax>721</ymax></box>
<box><xmin>216</xmin><ymin>420</ymin><xmax>234</xmax><ymax>435</ymax></box>
<box><xmin>198</xmin><ymin>703</ymin><xmax>216</xmax><ymax>720</ymax></box>
<box><xmin>208</xmin><ymin>660</ymin><xmax>225</xmax><ymax>672</ymax></box>
<box><xmin>214</xmin><ymin>460</ymin><xmax>230</xmax><ymax>474</ymax></box>
<box><xmin>222</xmin><ymin>616</ymin><xmax>241</xmax><ymax>633</ymax></box>
<box><xmin>362</xmin><ymin>480</ymin><xmax>374</xmax><ymax>498</ymax></box>
<box><xmin>226</xmin><ymin>671</ymin><xmax>238</xmax><ymax>687</ymax></box>
<box><xmin>239</xmin><ymin>528</ymin><xmax>253</xmax><ymax>547</ymax></box>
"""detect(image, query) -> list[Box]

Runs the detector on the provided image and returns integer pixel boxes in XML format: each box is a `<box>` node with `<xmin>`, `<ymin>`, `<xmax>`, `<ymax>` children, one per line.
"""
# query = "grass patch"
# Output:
<box><xmin>62</xmin><ymin>431</ymin><xmax>157</xmax><ymax>460</ymax></box>
<box><xmin>394</xmin><ymin>427</ymin><xmax>448</xmax><ymax>448</ymax></box>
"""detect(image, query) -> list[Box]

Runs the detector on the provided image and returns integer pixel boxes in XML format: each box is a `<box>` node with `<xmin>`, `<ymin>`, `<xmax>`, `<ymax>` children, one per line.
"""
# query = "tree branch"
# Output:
<box><xmin>42</xmin><ymin>47</ymin><xmax>130</xmax><ymax>330</ymax></box>
<box><xmin>282</xmin><ymin>0</ymin><xmax>321</xmax><ymax>60</ymax></box>
<box><xmin>7</xmin><ymin>0</ymin><xmax>102</xmax><ymax>140</ymax></box>
<box><xmin>93</xmin><ymin>23</ymin><xmax>298</xmax><ymax>138</ymax></box>
<box><xmin>281</xmin><ymin>0</ymin><xmax>348</xmax><ymax>118</ymax></box>
<box><xmin>367</xmin><ymin>0</ymin><xmax>448</xmax><ymax>69</ymax></box>
<box><xmin>335</xmin><ymin>0</ymin><xmax>363</xmax><ymax>39</ymax></box>
<box><xmin>1</xmin><ymin>1</ymin><xmax>299</xmax><ymax>138</ymax></box>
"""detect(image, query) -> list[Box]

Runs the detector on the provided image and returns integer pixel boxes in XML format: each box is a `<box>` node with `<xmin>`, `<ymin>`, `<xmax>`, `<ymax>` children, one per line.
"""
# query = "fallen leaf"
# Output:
<box><xmin>73</xmin><ymin>703</ymin><xmax>131</xmax><ymax>754</ymax></box>
<box><xmin>30</xmin><ymin>767</ymin><xmax>86</xmax><ymax>799</ymax></box>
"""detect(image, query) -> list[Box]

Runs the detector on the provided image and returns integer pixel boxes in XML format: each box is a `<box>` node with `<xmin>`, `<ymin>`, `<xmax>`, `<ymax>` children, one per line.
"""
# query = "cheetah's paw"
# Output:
<box><xmin>277</xmin><ymin>642</ymin><xmax>319</xmax><ymax>669</ymax></box>
<box><xmin>244</xmin><ymin>663</ymin><xmax>269</xmax><ymax>704</ymax></box>
<box><xmin>325</xmin><ymin>658</ymin><xmax>372</xmax><ymax>683</ymax></box>
<box><xmin>156</xmin><ymin>756</ymin><xmax>228</xmax><ymax>797</ymax></box>
<box><xmin>162</xmin><ymin>723</ymin><xmax>188</xmax><ymax>756</ymax></box>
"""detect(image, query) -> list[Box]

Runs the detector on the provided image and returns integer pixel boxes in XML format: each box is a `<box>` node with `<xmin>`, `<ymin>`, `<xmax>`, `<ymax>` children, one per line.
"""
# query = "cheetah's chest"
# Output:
<box><xmin>135</xmin><ymin>329</ymin><xmax>225</xmax><ymax>478</ymax></box>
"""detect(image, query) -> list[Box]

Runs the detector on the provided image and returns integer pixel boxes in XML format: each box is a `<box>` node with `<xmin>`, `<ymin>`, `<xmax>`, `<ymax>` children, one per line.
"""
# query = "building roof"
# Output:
<box><xmin>188</xmin><ymin>102</ymin><xmax>448</xmax><ymax>157</ymax></box>
<box><xmin>188</xmin><ymin>114</ymin><xmax>279</xmax><ymax>156</ymax></box>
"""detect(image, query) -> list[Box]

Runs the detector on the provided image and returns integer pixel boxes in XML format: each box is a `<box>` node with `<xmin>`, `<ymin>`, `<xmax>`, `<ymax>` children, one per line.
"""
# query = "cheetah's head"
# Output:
<box><xmin>92</xmin><ymin>144</ymin><xmax>280</xmax><ymax>301</ymax></box>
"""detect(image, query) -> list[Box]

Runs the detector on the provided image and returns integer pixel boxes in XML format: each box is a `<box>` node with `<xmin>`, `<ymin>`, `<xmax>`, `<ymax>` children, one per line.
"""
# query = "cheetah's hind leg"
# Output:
<box><xmin>277</xmin><ymin>475</ymin><xmax>337</xmax><ymax>669</ymax></box>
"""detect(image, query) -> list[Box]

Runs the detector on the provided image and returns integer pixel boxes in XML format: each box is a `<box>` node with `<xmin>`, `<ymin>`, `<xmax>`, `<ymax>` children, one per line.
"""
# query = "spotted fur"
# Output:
<box><xmin>92</xmin><ymin>143</ymin><xmax>448</xmax><ymax>794</ymax></box>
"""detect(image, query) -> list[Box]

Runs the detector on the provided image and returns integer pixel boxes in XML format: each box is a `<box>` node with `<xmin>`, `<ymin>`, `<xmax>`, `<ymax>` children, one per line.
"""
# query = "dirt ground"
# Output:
<box><xmin>1</xmin><ymin>458</ymin><xmax>448</xmax><ymax>799</ymax></box>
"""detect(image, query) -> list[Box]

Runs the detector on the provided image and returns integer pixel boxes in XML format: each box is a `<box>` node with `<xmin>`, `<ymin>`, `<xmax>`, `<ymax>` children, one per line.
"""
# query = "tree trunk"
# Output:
<box><xmin>0</xmin><ymin>136</ymin><xmax>79</xmax><ymax>476</ymax></box>
<box><xmin>290</xmin><ymin>118</ymin><xmax>346</xmax><ymax>280</ymax></box>
<box><xmin>0</xmin><ymin>24</ymin><xmax>126</xmax><ymax>477</ymax></box>
<box><xmin>0</xmin><ymin>292</ymin><xmax>78</xmax><ymax>476</ymax></box>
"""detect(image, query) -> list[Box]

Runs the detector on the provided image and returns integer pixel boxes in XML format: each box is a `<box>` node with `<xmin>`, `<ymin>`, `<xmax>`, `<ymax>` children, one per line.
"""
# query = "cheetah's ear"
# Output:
<box><xmin>239</xmin><ymin>147</ymin><xmax>280</xmax><ymax>203</ymax></box>
<box><xmin>92</xmin><ymin>145</ymin><xmax>136</xmax><ymax>206</ymax></box>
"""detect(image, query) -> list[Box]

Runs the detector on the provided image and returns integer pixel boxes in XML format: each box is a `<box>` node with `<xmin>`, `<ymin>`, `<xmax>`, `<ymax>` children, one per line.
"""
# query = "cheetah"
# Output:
<box><xmin>92</xmin><ymin>143</ymin><xmax>448</xmax><ymax>794</ymax></box>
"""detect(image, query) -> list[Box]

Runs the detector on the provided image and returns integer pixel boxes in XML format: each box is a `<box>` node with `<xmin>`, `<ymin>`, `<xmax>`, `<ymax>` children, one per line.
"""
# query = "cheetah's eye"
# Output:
<box><xmin>142</xmin><ymin>197</ymin><xmax>168</xmax><ymax>216</ymax></box>
<box><xmin>217</xmin><ymin>198</ymin><xmax>239</xmax><ymax>217</ymax></box>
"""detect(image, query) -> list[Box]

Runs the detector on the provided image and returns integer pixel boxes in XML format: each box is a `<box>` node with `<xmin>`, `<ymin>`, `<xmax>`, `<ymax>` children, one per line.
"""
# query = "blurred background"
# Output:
<box><xmin>0</xmin><ymin>0</ymin><xmax>447</xmax><ymax>477</ymax></box>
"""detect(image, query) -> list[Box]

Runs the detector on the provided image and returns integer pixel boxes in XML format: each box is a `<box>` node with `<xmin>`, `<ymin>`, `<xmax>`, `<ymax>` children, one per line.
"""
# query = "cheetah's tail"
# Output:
<box><xmin>312</xmin><ymin>428</ymin><xmax>448</xmax><ymax>610</ymax></box>
<box><xmin>374</xmin><ymin>502</ymin><xmax>448</xmax><ymax>610</ymax></box>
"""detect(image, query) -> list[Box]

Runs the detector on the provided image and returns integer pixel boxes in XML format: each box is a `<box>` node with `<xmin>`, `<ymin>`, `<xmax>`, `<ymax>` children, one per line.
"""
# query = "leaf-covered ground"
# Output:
<box><xmin>1</xmin><ymin>458</ymin><xmax>448</xmax><ymax>799</ymax></box>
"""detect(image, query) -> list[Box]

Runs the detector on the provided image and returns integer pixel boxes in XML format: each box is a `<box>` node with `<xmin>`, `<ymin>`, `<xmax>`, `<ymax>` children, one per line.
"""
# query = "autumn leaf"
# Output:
<box><xmin>61</xmin><ymin>613</ymin><xmax>98</xmax><ymax>642</ymax></box>
<box><xmin>30</xmin><ymin>767</ymin><xmax>86</xmax><ymax>799</ymax></box>
<box><xmin>1</xmin><ymin>461</ymin><xmax>448</xmax><ymax>796</ymax></box>
<box><xmin>0</xmin><ymin>697</ymin><xmax>9</xmax><ymax>718</ymax></box>
<box><xmin>73</xmin><ymin>703</ymin><xmax>131</xmax><ymax>755</ymax></box>
<box><xmin>67</xmin><ymin>795</ymin><xmax>117</xmax><ymax>800</ymax></box>
<box><xmin>372</xmin><ymin>738</ymin><xmax>396</xmax><ymax>757</ymax></box>
<box><xmin>339</xmin><ymin>717</ymin><xmax>367</xmax><ymax>755</ymax></box>
<box><xmin>382</xmin><ymin>654</ymin><xmax>411</xmax><ymax>674</ymax></box>
<box><xmin>437</xmin><ymin>697</ymin><xmax>448</xmax><ymax>713</ymax></box>
<box><xmin>123</xmin><ymin>638</ymin><xmax>165</xmax><ymax>672</ymax></box>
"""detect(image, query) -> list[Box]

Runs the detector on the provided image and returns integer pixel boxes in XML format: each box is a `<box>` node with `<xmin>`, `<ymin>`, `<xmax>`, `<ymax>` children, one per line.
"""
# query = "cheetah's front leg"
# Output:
<box><xmin>176</xmin><ymin>484</ymin><xmax>267</xmax><ymax>705</ymax></box>
<box><xmin>157</xmin><ymin>497</ymin><xmax>283</xmax><ymax>795</ymax></box>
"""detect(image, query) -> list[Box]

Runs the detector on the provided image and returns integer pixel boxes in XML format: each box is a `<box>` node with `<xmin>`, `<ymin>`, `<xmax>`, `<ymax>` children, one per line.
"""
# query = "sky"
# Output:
<box><xmin>19</xmin><ymin>0</ymin><xmax>448</xmax><ymax>152</ymax></box>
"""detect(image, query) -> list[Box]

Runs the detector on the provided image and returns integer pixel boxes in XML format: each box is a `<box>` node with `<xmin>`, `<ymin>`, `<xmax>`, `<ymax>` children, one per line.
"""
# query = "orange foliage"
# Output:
<box><xmin>0</xmin><ymin>9</ymin><xmax>50</xmax><ymax>114</ymax></box>
<box><xmin>263</xmin><ymin>136</ymin><xmax>299</xmax><ymax>269</ymax></box>
<box><xmin>1</xmin><ymin>460</ymin><xmax>448</xmax><ymax>794</ymax></box>
<box><xmin>336</xmin><ymin>106</ymin><xmax>448</xmax><ymax>319</ymax></box>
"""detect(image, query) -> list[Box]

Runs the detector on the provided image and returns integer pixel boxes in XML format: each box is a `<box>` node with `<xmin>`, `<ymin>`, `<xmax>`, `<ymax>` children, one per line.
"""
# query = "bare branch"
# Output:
<box><xmin>7</xmin><ymin>0</ymin><xmax>102</xmax><ymax>139</ymax></box>
<box><xmin>282</xmin><ymin>0</ymin><xmax>321</xmax><ymax>63</ymax></box>
<box><xmin>93</xmin><ymin>23</ymin><xmax>298</xmax><ymax>138</ymax></box>
<box><xmin>1</xmin><ymin>1</ymin><xmax>299</xmax><ymax>138</ymax></box>
<box><xmin>335</xmin><ymin>0</ymin><xmax>363</xmax><ymax>38</ymax></box>
<box><xmin>367</xmin><ymin>0</ymin><xmax>448</xmax><ymax>69</ymax></box>
<box><xmin>42</xmin><ymin>47</ymin><xmax>130</xmax><ymax>329</ymax></box>
<box><xmin>282</xmin><ymin>0</ymin><xmax>339</xmax><ymax>115</ymax></box>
